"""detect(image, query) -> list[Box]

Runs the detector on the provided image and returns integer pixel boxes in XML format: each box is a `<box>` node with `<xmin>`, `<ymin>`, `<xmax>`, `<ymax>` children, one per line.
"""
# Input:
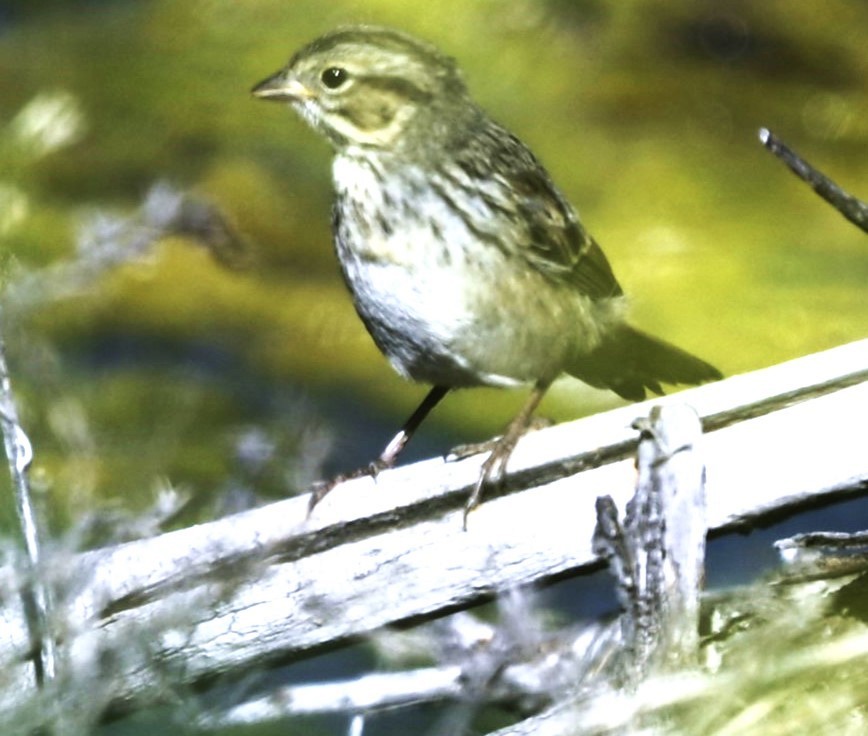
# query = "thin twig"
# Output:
<box><xmin>0</xmin><ymin>330</ymin><xmax>56</xmax><ymax>686</ymax></box>
<box><xmin>758</xmin><ymin>127</ymin><xmax>868</xmax><ymax>234</ymax></box>
<box><xmin>197</xmin><ymin>665</ymin><xmax>465</xmax><ymax>727</ymax></box>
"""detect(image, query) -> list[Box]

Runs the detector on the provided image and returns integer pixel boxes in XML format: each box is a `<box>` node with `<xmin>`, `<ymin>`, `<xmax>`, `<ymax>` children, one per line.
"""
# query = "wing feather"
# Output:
<box><xmin>444</xmin><ymin>119</ymin><xmax>622</xmax><ymax>300</ymax></box>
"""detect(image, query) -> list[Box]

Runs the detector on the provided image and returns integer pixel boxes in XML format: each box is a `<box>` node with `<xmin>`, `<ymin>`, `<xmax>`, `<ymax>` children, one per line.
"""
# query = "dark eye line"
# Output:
<box><xmin>321</xmin><ymin>67</ymin><xmax>349</xmax><ymax>89</ymax></box>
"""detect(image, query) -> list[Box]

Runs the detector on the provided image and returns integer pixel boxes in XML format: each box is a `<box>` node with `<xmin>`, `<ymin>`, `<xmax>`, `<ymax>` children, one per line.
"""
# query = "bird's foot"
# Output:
<box><xmin>460</xmin><ymin>383</ymin><xmax>552</xmax><ymax>529</ymax></box>
<box><xmin>461</xmin><ymin>417</ymin><xmax>554</xmax><ymax>529</ymax></box>
<box><xmin>462</xmin><ymin>432</ymin><xmax>520</xmax><ymax>529</ymax></box>
<box><xmin>308</xmin><ymin>457</ymin><xmax>392</xmax><ymax>515</ymax></box>
<box><xmin>448</xmin><ymin>417</ymin><xmax>552</xmax><ymax>462</ymax></box>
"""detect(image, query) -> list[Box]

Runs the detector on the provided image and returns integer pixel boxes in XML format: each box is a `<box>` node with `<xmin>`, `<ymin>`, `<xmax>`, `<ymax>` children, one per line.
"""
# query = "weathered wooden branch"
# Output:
<box><xmin>0</xmin><ymin>339</ymin><xmax>865</xmax><ymax>727</ymax></box>
<box><xmin>594</xmin><ymin>403</ymin><xmax>706</xmax><ymax>684</ymax></box>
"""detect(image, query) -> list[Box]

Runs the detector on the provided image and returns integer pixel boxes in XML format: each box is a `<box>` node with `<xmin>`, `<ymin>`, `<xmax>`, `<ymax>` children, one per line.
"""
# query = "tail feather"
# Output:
<box><xmin>570</xmin><ymin>326</ymin><xmax>722</xmax><ymax>401</ymax></box>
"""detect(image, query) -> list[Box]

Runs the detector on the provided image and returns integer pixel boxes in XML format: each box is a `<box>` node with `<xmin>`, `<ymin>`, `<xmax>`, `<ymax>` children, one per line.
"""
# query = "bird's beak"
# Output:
<box><xmin>251</xmin><ymin>72</ymin><xmax>313</xmax><ymax>102</ymax></box>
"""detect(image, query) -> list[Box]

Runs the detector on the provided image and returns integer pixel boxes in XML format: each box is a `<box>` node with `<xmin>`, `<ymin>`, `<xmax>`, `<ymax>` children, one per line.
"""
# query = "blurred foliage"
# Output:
<box><xmin>0</xmin><ymin>0</ymin><xmax>866</xmax><ymax>533</ymax></box>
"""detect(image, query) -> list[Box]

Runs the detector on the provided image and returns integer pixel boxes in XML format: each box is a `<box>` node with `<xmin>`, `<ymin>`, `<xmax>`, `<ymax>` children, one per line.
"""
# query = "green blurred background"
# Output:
<box><xmin>1</xmin><ymin>0</ymin><xmax>866</xmax><ymax>535</ymax></box>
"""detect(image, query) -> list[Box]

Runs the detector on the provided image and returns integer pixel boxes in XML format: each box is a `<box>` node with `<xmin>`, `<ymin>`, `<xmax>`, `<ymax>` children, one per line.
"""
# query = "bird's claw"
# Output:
<box><xmin>307</xmin><ymin>457</ymin><xmax>394</xmax><ymax>516</ymax></box>
<box><xmin>462</xmin><ymin>441</ymin><xmax>513</xmax><ymax>529</ymax></box>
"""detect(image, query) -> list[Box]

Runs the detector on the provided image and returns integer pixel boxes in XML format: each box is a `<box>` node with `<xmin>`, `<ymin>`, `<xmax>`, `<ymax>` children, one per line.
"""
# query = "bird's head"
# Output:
<box><xmin>252</xmin><ymin>25</ymin><xmax>471</xmax><ymax>152</ymax></box>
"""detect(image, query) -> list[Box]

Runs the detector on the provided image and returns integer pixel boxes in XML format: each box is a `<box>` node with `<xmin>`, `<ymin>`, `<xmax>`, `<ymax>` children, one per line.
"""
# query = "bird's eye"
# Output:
<box><xmin>321</xmin><ymin>67</ymin><xmax>349</xmax><ymax>89</ymax></box>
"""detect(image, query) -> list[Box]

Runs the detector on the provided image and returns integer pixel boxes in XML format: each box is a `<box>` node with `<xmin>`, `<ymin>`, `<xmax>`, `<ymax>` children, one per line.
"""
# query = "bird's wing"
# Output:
<box><xmin>446</xmin><ymin>122</ymin><xmax>622</xmax><ymax>300</ymax></box>
<box><xmin>501</xmin><ymin>164</ymin><xmax>622</xmax><ymax>300</ymax></box>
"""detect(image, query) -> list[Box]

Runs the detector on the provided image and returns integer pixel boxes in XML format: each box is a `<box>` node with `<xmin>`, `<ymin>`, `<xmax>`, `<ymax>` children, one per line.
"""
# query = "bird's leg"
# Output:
<box><xmin>463</xmin><ymin>379</ymin><xmax>552</xmax><ymax>528</ymax></box>
<box><xmin>375</xmin><ymin>384</ymin><xmax>450</xmax><ymax>469</ymax></box>
<box><xmin>308</xmin><ymin>385</ymin><xmax>450</xmax><ymax>513</ymax></box>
